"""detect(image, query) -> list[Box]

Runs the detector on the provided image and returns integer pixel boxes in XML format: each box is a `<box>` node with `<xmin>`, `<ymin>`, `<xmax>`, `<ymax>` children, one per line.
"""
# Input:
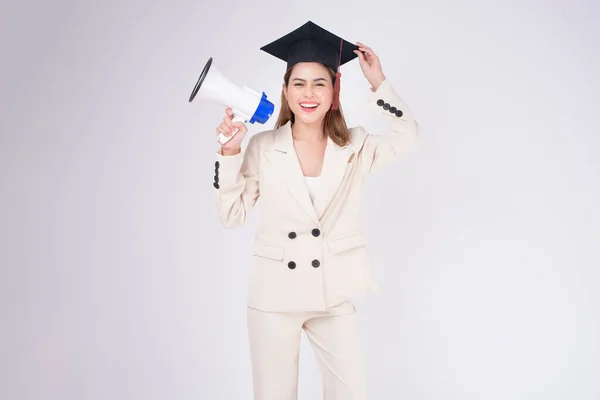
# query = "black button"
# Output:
<box><xmin>288</xmin><ymin>261</ymin><xmax>296</xmax><ymax>269</ymax></box>
<box><xmin>214</xmin><ymin>175</ymin><xmax>219</xmax><ymax>183</ymax></box>
<box><xmin>215</xmin><ymin>161</ymin><xmax>220</xmax><ymax>168</ymax></box>
<box><xmin>389</xmin><ymin>106</ymin><xmax>397</xmax><ymax>113</ymax></box>
<box><xmin>215</xmin><ymin>167</ymin><xmax>219</xmax><ymax>174</ymax></box>
<box><xmin>311</xmin><ymin>228</ymin><xmax>320</xmax><ymax>237</ymax></box>
<box><xmin>288</xmin><ymin>232</ymin><xmax>297</xmax><ymax>239</ymax></box>
<box><xmin>213</xmin><ymin>182</ymin><xmax>220</xmax><ymax>189</ymax></box>
<box><xmin>395</xmin><ymin>110</ymin><xmax>403</xmax><ymax>117</ymax></box>
<box><xmin>383</xmin><ymin>103</ymin><xmax>390</xmax><ymax>110</ymax></box>
<box><xmin>312</xmin><ymin>259</ymin><xmax>320</xmax><ymax>268</ymax></box>
<box><xmin>377</xmin><ymin>99</ymin><xmax>385</xmax><ymax>106</ymax></box>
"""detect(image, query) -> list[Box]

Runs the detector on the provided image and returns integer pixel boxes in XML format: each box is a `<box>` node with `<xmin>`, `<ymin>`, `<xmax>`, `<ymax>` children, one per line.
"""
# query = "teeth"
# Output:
<box><xmin>301</xmin><ymin>103</ymin><xmax>318</xmax><ymax>108</ymax></box>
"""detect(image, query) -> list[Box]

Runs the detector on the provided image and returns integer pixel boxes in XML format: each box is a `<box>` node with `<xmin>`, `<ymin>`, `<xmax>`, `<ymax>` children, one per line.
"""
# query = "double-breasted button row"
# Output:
<box><xmin>377</xmin><ymin>99</ymin><xmax>403</xmax><ymax>118</ymax></box>
<box><xmin>213</xmin><ymin>161</ymin><xmax>220</xmax><ymax>189</ymax></box>
<box><xmin>288</xmin><ymin>228</ymin><xmax>320</xmax><ymax>239</ymax></box>
<box><xmin>287</xmin><ymin>259</ymin><xmax>320</xmax><ymax>269</ymax></box>
<box><xmin>286</xmin><ymin>229</ymin><xmax>321</xmax><ymax>269</ymax></box>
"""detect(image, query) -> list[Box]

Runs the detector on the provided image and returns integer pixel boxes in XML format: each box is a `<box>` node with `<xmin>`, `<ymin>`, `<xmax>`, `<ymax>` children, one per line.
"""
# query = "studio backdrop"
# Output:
<box><xmin>1</xmin><ymin>0</ymin><xmax>599</xmax><ymax>399</ymax></box>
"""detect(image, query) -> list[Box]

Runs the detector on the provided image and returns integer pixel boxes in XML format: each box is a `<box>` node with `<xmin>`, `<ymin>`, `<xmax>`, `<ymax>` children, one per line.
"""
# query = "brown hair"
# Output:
<box><xmin>274</xmin><ymin>64</ymin><xmax>350</xmax><ymax>147</ymax></box>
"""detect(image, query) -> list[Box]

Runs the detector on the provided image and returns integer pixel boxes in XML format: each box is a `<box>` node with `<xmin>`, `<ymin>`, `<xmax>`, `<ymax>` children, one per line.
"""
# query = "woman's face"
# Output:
<box><xmin>283</xmin><ymin>62</ymin><xmax>334</xmax><ymax>126</ymax></box>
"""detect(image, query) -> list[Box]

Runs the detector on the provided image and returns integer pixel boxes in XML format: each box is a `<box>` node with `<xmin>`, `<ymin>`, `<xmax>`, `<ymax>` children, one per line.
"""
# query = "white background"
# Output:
<box><xmin>1</xmin><ymin>0</ymin><xmax>599</xmax><ymax>399</ymax></box>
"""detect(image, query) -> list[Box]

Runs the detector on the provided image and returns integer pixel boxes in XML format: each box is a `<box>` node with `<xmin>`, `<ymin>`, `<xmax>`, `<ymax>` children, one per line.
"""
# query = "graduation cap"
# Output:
<box><xmin>260</xmin><ymin>21</ymin><xmax>359</xmax><ymax>110</ymax></box>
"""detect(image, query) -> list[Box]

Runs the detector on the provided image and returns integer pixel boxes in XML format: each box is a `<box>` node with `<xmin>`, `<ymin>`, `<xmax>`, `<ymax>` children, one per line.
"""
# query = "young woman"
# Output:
<box><xmin>212</xmin><ymin>21</ymin><xmax>419</xmax><ymax>400</ymax></box>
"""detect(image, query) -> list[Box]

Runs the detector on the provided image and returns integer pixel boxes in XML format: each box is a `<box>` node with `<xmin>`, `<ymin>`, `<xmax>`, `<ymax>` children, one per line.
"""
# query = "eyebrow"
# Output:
<box><xmin>292</xmin><ymin>78</ymin><xmax>328</xmax><ymax>82</ymax></box>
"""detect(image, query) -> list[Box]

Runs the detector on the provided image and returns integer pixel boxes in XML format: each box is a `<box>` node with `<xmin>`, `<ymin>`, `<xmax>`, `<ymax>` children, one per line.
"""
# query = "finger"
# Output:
<box><xmin>353</xmin><ymin>49</ymin><xmax>366</xmax><ymax>62</ymax></box>
<box><xmin>223</xmin><ymin>123</ymin><xmax>235</xmax><ymax>137</ymax></box>
<box><xmin>231</xmin><ymin>121</ymin><xmax>247</xmax><ymax>134</ymax></box>
<box><xmin>217</xmin><ymin>123</ymin><xmax>231</xmax><ymax>136</ymax></box>
<box><xmin>226</xmin><ymin>121</ymin><xmax>241</xmax><ymax>136</ymax></box>
<box><xmin>356</xmin><ymin>42</ymin><xmax>372</xmax><ymax>52</ymax></box>
<box><xmin>360</xmin><ymin>48</ymin><xmax>377</xmax><ymax>59</ymax></box>
<box><xmin>225</xmin><ymin>108</ymin><xmax>234</xmax><ymax>119</ymax></box>
<box><xmin>223</xmin><ymin>115</ymin><xmax>235</xmax><ymax>130</ymax></box>
<box><xmin>354</xmin><ymin>50</ymin><xmax>372</xmax><ymax>68</ymax></box>
<box><xmin>357</xmin><ymin>48</ymin><xmax>372</xmax><ymax>62</ymax></box>
<box><xmin>357</xmin><ymin>43</ymin><xmax>377</xmax><ymax>58</ymax></box>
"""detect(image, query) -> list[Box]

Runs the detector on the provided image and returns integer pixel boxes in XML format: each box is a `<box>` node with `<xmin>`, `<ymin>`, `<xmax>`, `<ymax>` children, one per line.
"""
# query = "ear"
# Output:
<box><xmin>282</xmin><ymin>82</ymin><xmax>287</xmax><ymax>99</ymax></box>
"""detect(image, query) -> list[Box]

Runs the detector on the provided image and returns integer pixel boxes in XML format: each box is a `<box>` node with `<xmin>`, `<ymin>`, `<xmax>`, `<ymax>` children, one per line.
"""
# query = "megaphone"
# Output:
<box><xmin>189</xmin><ymin>57</ymin><xmax>275</xmax><ymax>144</ymax></box>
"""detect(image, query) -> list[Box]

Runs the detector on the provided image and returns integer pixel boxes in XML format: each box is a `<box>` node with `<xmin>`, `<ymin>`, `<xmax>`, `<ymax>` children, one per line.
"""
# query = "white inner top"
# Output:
<box><xmin>305</xmin><ymin>176</ymin><xmax>320</xmax><ymax>199</ymax></box>
<box><xmin>305</xmin><ymin>176</ymin><xmax>325</xmax><ymax>217</ymax></box>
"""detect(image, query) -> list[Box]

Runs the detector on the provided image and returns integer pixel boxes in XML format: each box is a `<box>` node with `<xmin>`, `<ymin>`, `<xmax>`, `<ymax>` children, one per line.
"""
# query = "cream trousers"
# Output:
<box><xmin>246</xmin><ymin>301</ymin><xmax>368</xmax><ymax>400</ymax></box>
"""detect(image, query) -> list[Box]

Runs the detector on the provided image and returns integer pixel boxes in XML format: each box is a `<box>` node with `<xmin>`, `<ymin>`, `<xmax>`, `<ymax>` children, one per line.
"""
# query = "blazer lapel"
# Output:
<box><xmin>264</xmin><ymin>121</ymin><xmax>356</xmax><ymax>225</ymax></box>
<box><xmin>265</xmin><ymin>122</ymin><xmax>320</xmax><ymax>226</ymax></box>
<box><xmin>318</xmin><ymin>135</ymin><xmax>355</xmax><ymax>219</ymax></box>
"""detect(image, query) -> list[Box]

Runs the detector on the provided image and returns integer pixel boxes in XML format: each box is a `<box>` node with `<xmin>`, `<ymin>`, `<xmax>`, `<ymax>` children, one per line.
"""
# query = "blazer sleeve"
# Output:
<box><xmin>361</xmin><ymin>79</ymin><xmax>420</xmax><ymax>173</ymax></box>
<box><xmin>213</xmin><ymin>134</ymin><xmax>260</xmax><ymax>228</ymax></box>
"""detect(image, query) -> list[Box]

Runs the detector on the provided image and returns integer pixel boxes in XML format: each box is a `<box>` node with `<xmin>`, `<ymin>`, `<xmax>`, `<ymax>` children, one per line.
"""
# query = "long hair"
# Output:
<box><xmin>275</xmin><ymin>64</ymin><xmax>351</xmax><ymax>147</ymax></box>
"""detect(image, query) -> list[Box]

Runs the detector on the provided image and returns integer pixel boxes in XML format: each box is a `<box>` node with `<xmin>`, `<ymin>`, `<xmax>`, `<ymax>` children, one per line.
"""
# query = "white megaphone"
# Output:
<box><xmin>189</xmin><ymin>57</ymin><xmax>275</xmax><ymax>144</ymax></box>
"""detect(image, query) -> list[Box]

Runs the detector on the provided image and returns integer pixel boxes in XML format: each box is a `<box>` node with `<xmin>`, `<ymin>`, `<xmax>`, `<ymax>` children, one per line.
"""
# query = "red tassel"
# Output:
<box><xmin>332</xmin><ymin>71</ymin><xmax>341</xmax><ymax>110</ymax></box>
<box><xmin>331</xmin><ymin>38</ymin><xmax>344</xmax><ymax>111</ymax></box>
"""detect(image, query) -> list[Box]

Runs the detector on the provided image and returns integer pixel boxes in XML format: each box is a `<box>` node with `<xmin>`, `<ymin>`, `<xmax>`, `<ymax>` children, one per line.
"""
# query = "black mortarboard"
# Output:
<box><xmin>260</xmin><ymin>21</ymin><xmax>359</xmax><ymax>73</ymax></box>
<box><xmin>260</xmin><ymin>21</ymin><xmax>359</xmax><ymax>109</ymax></box>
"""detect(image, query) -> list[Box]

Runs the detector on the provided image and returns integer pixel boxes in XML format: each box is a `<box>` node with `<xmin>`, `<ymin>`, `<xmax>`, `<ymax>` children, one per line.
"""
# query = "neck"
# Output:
<box><xmin>291</xmin><ymin>119</ymin><xmax>325</xmax><ymax>142</ymax></box>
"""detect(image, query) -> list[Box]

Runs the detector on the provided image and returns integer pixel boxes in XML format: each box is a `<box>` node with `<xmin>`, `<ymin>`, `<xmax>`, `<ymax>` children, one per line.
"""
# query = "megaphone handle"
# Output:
<box><xmin>218</xmin><ymin>132</ymin><xmax>233</xmax><ymax>144</ymax></box>
<box><xmin>218</xmin><ymin>113</ymin><xmax>246</xmax><ymax>145</ymax></box>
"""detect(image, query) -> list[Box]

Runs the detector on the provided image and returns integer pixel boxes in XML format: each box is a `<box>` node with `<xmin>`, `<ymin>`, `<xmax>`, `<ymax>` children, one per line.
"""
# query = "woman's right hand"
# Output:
<box><xmin>217</xmin><ymin>108</ymin><xmax>248</xmax><ymax>155</ymax></box>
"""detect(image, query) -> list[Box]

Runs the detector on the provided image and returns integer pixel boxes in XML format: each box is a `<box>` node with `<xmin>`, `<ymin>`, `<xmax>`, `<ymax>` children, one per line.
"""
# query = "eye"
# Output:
<box><xmin>316</xmin><ymin>83</ymin><xmax>325</xmax><ymax>87</ymax></box>
<box><xmin>294</xmin><ymin>83</ymin><xmax>303</xmax><ymax>87</ymax></box>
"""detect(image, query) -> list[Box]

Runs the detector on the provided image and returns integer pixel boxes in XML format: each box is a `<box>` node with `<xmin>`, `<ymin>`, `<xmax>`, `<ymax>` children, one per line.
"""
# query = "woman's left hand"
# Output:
<box><xmin>354</xmin><ymin>42</ymin><xmax>386</xmax><ymax>91</ymax></box>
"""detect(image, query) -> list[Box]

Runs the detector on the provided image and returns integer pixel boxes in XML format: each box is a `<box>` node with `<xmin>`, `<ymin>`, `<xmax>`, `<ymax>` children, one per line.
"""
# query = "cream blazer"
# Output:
<box><xmin>213</xmin><ymin>79</ymin><xmax>419</xmax><ymax>312</ymax></box>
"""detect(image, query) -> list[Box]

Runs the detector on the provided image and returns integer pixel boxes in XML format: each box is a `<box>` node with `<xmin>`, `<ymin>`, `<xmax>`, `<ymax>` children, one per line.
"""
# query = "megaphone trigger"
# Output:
<box><xmin>217</xmin><ymin>131</ymin><xmax>234</xmax><ymax>145</ymax></box>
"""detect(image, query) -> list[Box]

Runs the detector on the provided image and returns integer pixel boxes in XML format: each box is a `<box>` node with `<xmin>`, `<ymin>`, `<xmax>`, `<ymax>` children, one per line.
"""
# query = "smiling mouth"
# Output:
<box><xmin>300</xmin><ymin>103</ymin><xmax>319</xmax><ymax>112</ymax></box>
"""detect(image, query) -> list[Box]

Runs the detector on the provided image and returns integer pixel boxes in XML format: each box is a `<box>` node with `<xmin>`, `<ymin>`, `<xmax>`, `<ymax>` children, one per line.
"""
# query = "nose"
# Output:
<box><xmin>303</xmin><ymin>85</ymin><xmax>315</xmax><ymax>97</ymax></box>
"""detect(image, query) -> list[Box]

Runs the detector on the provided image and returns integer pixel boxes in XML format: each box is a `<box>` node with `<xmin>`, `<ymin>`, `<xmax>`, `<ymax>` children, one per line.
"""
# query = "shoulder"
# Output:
<box><xmin>244</xmin><ymin>124</ymin><xmax>283</xmax><ymax>152</ymax></box>
<box><xmin>347</xmin><ymin>125</ymin><xmax>370</xmax><ymax>150</ymax></box>
<box><xmin>250</xmin><ymin>128</ymin><xmax>276</xmax><ymax>144</ymax></box>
